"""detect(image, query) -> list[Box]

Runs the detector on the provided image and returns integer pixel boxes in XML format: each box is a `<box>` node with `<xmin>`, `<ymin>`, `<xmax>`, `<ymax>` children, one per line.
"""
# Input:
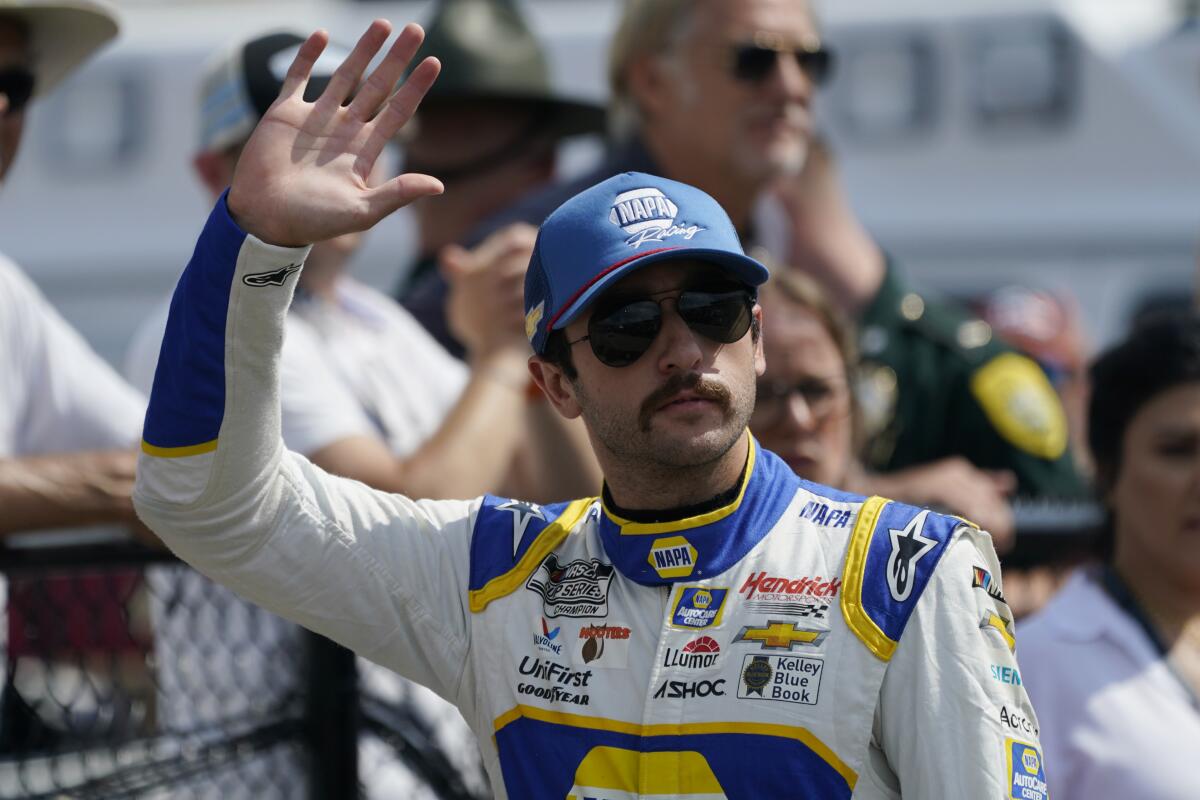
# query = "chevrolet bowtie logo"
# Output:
<box><xmin>980</xmin><ymin>612</ymin><xmax>1016</xmax><ymax>652</ymax></box>
<box><xmin>733</xmin><ymin>620</ymin><xmax>828</xmax><ymax>651</ymax></box>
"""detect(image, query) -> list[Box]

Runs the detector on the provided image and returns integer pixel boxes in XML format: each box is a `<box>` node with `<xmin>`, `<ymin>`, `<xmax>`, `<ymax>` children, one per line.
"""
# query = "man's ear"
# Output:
<box><xmin>192</xmin><ymin>150</ymin><xmax>235</xmax><ymax>199</ymax></box>
<box><xmin>625</xmin><ymin>54</ymin><xmax>675</xmax><ymax>120</ymax></box>
<box><xmin>529</xmin><ymin>356</ymin><xmax>582</xmax><ymax>420</ymax></box>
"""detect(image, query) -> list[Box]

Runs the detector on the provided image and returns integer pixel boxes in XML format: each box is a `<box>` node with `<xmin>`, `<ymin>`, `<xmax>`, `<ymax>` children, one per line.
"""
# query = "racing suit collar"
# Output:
<box><xmin>597</xmin><ymin>437</ymin><xmax>801</xmax><ymax>586</ymax></box>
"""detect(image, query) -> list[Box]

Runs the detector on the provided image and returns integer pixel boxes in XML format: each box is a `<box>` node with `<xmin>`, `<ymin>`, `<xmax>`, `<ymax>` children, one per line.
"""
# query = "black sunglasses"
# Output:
<box><xmin>0</xmin><ymin>66</ymin><xmax>35</xmax><ymax>116</ymax></box>
<box><xmin>730</xmin><ymin>39</ymin><xmax>833</xmax><ymax>85</ymax></box>
<box><xmin>568</xmin><ymin>288</ymin><xmax>755</xmax><ymax>368</ymax></box>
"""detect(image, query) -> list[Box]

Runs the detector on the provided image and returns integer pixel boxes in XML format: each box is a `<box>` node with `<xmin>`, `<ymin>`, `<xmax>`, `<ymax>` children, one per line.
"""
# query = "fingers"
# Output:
<box><xmin>358</xmin><ymin>55</ymin><xmax>441</xmax><ymax>168</ymax></box>
<box><xmin>349</xmin><ymin>22</ymin><xmax>426</xmax><ymax>121</ymax></box>
<box><xmin>439</xmin><ymin>244</ymin><xmax>470</xmax><ymax>280</ymax></box>
<box><xmin>279</xmin><ymin>30</ymin><xmax>330</xmax><ymax>101</ymax></box>
<box><xmin>986</xmin><ymin>469</ymin><xmax>1018</xmax><ymax>495</ymax></box>
<box><xmin>318</xmin><ymin>19</ymin><xmax>393</xmax><ymax>111</ymax></box>
<box><xmin>364</xmin><ymin>172</ymin><xmax>444</xmax><ymax>224</ymax></box>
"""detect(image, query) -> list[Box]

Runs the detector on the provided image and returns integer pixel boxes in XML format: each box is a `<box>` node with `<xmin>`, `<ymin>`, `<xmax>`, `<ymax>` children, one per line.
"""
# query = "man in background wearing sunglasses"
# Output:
<box><xmin>401</xmin><ymin>0</ymin><xmax>829</xmax><ymax>356</ymax></box>
<box><xmin>401</xmin><ymin>0</ymin><xmax>1085</xmax><ymax>522</ymax></box>
<box><xmin>136</xmin><ymin>22</ymin><xmax>1045</xmax><ymax>797</ymax></box>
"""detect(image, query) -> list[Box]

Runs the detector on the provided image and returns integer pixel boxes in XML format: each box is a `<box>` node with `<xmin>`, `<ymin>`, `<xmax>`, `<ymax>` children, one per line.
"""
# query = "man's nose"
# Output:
<box><xmin>655</xmin><ymin>303</ymin><xmax>705</xmax><ymax>374</ymax></box>
<box><xmin>780</xmin><ymin>391</ymin><xmax>819</xmax><ymax>432</ymax></box>
<box><xmin>765</xmin><ymin>50</ymin><xmax>814</xmax><ymax>104</ymax></box>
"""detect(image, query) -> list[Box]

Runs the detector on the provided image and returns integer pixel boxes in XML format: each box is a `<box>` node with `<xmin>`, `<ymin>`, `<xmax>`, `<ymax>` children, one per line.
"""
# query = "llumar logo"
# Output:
<box><xmin>242</xmin><ymin>263</ymin><xmax>301</xmax><ymax>287</ymax></box>
<box><xmin>526</xmin><ymin>554</ymin><xmax>615</xmax><ymax>618</ymax></box>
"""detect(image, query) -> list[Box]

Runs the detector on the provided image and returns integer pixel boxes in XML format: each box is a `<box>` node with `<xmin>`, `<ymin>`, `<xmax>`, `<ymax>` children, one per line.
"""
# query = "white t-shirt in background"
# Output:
<box><xmin>1019</xmin><ymin>568</ymin><xmax>1200</xmax><ymax>800</ymax></box>
<box><xmin>1</xmin><ymin>254</ymin><xmax>144</xmax><ymax>455</ymax></box>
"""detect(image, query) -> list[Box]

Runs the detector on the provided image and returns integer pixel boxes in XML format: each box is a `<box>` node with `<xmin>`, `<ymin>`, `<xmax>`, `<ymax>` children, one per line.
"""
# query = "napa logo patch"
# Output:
<box><xmin>1006</xmin><ymin>739</ymin><xmax>1047</xmax><ymax>800</ymax></box>
<box><xmin>669</xmin><ymin>586</ymin><xmax>729</xmax><ymax>630</ymax></box>
<box><xmin>609</xmin><ymin>187</ymin><xmax>704</xmax><ymax>248</ymax></box>
<box><xmin>648</xmin><ymin>536</ymin><xmax>697</xmax><ymax>579</ymax></box>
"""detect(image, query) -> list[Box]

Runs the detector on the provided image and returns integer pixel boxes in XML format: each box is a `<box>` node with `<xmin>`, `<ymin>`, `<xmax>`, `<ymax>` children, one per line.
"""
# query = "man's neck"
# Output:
<box><xmin>600</xmin><ymin>431</ymin><xmax>750</xmax><ymax>513</ymax></box>
<box><xmin>641</xmin><ymin>128</ymin><xmax>758</xmax><ymax>236</ymax></box>
<box><xmin>1116</xmin><ymin>553</ymin><xmax>1200</xmax><ymax>646</ymax></box>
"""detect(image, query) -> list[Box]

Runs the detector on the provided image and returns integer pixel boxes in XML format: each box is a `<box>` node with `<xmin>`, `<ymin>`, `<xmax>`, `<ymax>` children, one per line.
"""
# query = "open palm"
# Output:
<box><xmin>227</xmin><ymin>20</ymin><xmax>443</xmax><ymax>247</ymax></box>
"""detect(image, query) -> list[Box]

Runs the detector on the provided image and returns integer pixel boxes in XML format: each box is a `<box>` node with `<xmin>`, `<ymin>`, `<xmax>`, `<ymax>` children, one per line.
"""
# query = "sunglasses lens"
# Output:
<box><xmin>678</xmin><ymin>291</ymin><xmax>752</xmax><ymax>344</ymax></box>
<box><xmin>0</xmin><ymin>68</ymin><xmax>34</xmax><ymax>114</ymax></box>
<box><xmin>732</xmin><ymin>45</ymin><xmax>776</xmax><ymax>82</ymax></box>
<box><xmin>588</xmin><ymin>300</ymin><xmax>663</xmax><ymax>367</ymax></box>
<box><xmin>798</xmin><ymin>48</ymin><xmax>832</xmax><ymax>84</ymax></box>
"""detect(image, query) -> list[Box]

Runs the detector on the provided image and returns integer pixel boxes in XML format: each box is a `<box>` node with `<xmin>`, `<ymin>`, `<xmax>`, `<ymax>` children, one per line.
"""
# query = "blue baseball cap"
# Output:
<box><xmin>524</xmin><ymin>172</ymin><xmax>771</xmax><ymax>354</ymax></box>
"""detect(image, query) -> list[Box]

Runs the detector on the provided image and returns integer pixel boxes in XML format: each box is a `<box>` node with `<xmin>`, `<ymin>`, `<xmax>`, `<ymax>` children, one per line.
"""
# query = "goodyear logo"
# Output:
<box><xmin>669</xmin><ymin>586</ymin><xmax>729</xmax><ymax>630</ymax></box>
<box><xmin>648</xmin><ymin>536</ymin><xmax>697</xmax><ymax>579</ymax></box>
<box><xmin>1006</xmin><ymin>739</ymin><xmax>1047</xmax><ymax>800</ymax></box>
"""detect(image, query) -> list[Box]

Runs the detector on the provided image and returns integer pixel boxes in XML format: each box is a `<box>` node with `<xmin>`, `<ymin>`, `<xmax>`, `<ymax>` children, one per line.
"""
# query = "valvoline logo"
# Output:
<box><xmin>609</xmin><ymin>187</ymin><xmax>704</xmax><ymax>248</ymax></box>
<box><xmin>533</xmin><ymin>616</ymin><xmax>562</xmax><ymax>656</ymax></box>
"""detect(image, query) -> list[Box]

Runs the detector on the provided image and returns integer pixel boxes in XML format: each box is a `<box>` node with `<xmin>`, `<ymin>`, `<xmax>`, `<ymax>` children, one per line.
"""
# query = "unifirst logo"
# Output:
<box><xmin>609</xmin><ymin>188</ymin><xmax>704</xmax><ymax>248</ymax></box>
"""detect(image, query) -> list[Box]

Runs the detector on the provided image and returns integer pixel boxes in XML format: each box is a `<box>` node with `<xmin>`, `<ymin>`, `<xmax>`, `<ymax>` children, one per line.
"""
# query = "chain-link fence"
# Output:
<box><xmin>0</xmin><ymin>539</ymin><xmax>490</xmax><ymax>800</ymax></box>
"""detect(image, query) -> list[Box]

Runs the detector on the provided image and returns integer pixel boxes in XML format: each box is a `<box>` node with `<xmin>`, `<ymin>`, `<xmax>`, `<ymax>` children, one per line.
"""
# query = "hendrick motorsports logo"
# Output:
<box><xmin>609</xmin><ymin>187</ymin><xmax>705</xmax><ymax>248</ymax></box>
<box><xmin>526</xmin><ymin>554</ymin><xmax>615</xmax><ymax>618</ymax></box>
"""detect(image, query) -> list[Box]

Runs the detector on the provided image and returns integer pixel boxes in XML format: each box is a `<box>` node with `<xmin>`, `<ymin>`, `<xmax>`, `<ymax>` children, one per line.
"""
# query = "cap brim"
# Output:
<box><xmin>422</xmin><ymin>90</ymin><xmax>606</xmax><ymax>140</ymax></box>
<box><xmin>5</xmin><ymin>1</ymin><xmax>119</xmax><ymax>97</ymax></box>
<box><xmin>551</xmin><ymin>247</ymin><xmax>770</xmax><ymax>331</ymax></box>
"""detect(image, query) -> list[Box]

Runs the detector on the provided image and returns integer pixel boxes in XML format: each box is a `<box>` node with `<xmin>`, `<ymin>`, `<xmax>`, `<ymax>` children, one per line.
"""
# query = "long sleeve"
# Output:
<box><xmin>132</xmin><ymin>196</ymin><xmax>480</xmax><ymax>707</ymax></box>
<box><xmin>871</xmin><ymin>526</ymin><xmax>1047</xmax><ymax>799</ymax></box>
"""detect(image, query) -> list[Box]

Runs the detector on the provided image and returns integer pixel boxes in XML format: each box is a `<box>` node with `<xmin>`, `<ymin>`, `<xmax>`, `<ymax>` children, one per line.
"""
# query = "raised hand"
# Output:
<box><xmin>227</xmin><ymin>20</ymin><xmax>443</xmax><ymax>247</ymax></box>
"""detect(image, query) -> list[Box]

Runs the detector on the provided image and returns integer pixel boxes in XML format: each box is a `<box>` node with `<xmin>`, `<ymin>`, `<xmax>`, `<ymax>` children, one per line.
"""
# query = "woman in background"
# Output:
<box><xmin>1019</xmin><ymin>313</ymin><xmax>1200</xmax><ymax>799</ymax></box>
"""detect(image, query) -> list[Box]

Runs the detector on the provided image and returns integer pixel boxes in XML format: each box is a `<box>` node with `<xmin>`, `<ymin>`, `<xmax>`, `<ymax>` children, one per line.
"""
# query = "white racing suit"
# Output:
<box><xmin>134</xmin><ymin>197</ymin><xmax>1048</xmax><ymax>799</ymax></box>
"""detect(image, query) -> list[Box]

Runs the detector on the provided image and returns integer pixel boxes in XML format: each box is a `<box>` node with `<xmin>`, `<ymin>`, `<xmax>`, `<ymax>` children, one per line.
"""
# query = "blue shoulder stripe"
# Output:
<box><xmin>468</xmin><ymin>496</ymin><xmax>599</xmax><ymax>615</ymax></box>
<box><xmin>142</xmin><ymin>192</ymin><xmax>245</xmax><ymax>452</ymax></box>
<box><xmin>841</xmin><ymin>497</ymin><xmax>960</xmax><ymax>660</ymax></box>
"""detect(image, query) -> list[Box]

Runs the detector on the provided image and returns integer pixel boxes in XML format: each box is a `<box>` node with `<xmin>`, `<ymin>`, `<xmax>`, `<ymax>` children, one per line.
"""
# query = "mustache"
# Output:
<box><xmin>638</xmin><ymin>372</ymin><xmax>732</xmax><ymax>431</ymax></box>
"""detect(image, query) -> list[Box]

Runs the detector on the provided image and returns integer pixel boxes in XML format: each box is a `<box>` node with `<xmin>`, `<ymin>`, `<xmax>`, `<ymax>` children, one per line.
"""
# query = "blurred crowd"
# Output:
<box><xmin>0</xmin><ymin>0</ymin><xmax>1197</xmax><ymax>798</ymax></box>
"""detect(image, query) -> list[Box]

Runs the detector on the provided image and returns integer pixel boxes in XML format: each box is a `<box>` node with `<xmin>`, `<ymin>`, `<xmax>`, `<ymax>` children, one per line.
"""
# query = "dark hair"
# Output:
<box><xmin>541</xmin><ymin>329</ymin><xmax>578</xmax><ymax>380</ymax></box>
<box><xmin>1088</xmin><ymin>312</ymin><xmax>1200</xmax><ymax>554</ymax></box>
<box><xmin>1089</xmin><ymin>312</ymin><xmax>1200</xmax><ymax>492</ymax></box>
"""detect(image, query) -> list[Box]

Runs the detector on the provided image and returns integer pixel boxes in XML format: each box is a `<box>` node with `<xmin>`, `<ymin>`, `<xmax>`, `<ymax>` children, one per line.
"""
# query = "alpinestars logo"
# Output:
<box><xmin>243</xmin><ymin>263</ymin><xmax>301</xmax><ymax>287</ymax></box>
<box><xmin>609</xmin><ymin>188</ymin><xmax>704</xmax><ymax>248</ymax></box>
<box><xmin>886</xmin><ymin>509</ymin><xmax>937</xmax><ymax>602</ymax></box>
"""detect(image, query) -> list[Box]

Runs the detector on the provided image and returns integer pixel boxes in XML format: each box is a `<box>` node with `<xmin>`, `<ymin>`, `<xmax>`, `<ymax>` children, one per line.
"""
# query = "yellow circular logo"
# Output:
<box><xmin>693</xmin><ymin>590</ymin><xmax>712</xmax><ymax>609</ymax></box>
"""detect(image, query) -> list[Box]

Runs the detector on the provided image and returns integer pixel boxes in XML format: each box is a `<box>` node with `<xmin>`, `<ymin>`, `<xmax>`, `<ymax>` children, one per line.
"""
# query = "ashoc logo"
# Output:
<box><xmin>653</xmin><ymin>678</ymin><xmax>726</xmax><ymax>700</ymax></box>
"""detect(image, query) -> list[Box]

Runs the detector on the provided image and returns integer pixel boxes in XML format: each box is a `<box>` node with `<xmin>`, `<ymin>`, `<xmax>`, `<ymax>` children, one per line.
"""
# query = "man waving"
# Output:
<box><xmin>135</xmin><ymin>20</ymin><xmax>1045</xmax><ymax>799</ymax></box>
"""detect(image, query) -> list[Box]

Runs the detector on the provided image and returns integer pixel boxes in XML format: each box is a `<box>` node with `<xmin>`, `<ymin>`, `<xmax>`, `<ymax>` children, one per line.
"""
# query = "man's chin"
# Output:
<box><xmin>645</xmin><ymin>424</ymin><xmax>745</xmax><ymax>469</ymax></box>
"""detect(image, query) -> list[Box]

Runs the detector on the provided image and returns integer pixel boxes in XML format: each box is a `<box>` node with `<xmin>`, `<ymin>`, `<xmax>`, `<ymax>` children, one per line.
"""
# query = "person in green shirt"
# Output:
<box><xmin>776</xmin><ymin>138</ymin><xmax>1086</xmax><ymax>503</ymax></box>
